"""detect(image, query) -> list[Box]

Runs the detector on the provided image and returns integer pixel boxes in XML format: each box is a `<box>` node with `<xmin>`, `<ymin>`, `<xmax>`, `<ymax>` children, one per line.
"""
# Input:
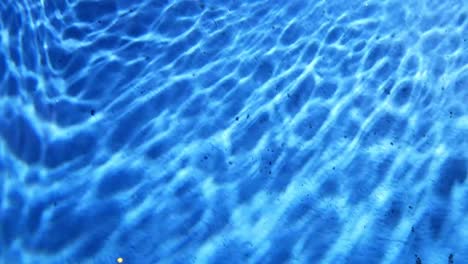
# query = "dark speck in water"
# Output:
<box><xmin>416</xmin><ymin>255</ymin><xmax>422</xmax><ymax>264</ymax></box>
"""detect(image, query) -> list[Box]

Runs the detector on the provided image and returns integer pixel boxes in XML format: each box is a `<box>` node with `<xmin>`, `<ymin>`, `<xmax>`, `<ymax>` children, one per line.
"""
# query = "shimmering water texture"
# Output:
<box><xmin>1</xmin><ymin>0</ymin><xmax>468</xmax><ymax>263</ymax></box>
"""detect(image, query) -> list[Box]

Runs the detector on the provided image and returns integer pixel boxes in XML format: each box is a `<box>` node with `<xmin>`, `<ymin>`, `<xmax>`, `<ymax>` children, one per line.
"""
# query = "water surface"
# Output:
<box><xmin>1</xmin><ymin>0</ymin><xmax>467</xmax><ymax>263</ymax></box>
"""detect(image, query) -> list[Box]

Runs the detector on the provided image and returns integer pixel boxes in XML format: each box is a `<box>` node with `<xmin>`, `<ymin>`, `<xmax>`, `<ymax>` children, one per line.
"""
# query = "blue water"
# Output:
<box><xmin>1</xmin><ymin>0</ymin><xmax>468</xmax><ymax>263</ymax></box>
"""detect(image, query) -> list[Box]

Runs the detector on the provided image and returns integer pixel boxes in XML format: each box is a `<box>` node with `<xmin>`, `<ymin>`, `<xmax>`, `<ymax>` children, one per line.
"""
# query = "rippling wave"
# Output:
<box><xmin>1</xmin><ymin>0</ymin><xmax>467</xmax><ymax>263</ymax></box>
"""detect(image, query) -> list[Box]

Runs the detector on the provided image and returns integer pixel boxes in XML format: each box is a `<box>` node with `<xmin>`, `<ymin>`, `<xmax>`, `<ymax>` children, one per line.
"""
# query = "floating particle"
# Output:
<box><xmin>416</xmin><ymin>255</ymin><xmax>422</xmax><ymax>264</ymax></box>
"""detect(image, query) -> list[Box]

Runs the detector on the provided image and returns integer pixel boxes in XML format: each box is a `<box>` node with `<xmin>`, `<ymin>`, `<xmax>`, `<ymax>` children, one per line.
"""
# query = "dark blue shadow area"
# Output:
<box><xmin>0</xmin><ymin>114</ymin><xmax>42</xmax><ymax>164</ymax></box>
<box><xmin>44</xmin><ymin>130</ymin><xmax>97</xmax><ymax>168</ymax></box>
<box><xmin>434</xmin><ymin>157</ymin><xmax>467</xmax><ymax>199</ymax></box>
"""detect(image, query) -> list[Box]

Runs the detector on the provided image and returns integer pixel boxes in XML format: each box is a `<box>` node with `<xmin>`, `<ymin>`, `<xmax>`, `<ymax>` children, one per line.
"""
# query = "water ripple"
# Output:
<box><xmin>1</xmin><ymin>0</ymin><xmax>467</xmax><ymax>263</ymax></box>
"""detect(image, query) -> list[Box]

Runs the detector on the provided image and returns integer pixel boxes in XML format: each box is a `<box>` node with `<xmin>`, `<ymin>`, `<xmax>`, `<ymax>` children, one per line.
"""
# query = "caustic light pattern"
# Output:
<box><xmin>0</xmin><ymin>0</ymin><xmax>467</xmax><ymax>263</ymax></box>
